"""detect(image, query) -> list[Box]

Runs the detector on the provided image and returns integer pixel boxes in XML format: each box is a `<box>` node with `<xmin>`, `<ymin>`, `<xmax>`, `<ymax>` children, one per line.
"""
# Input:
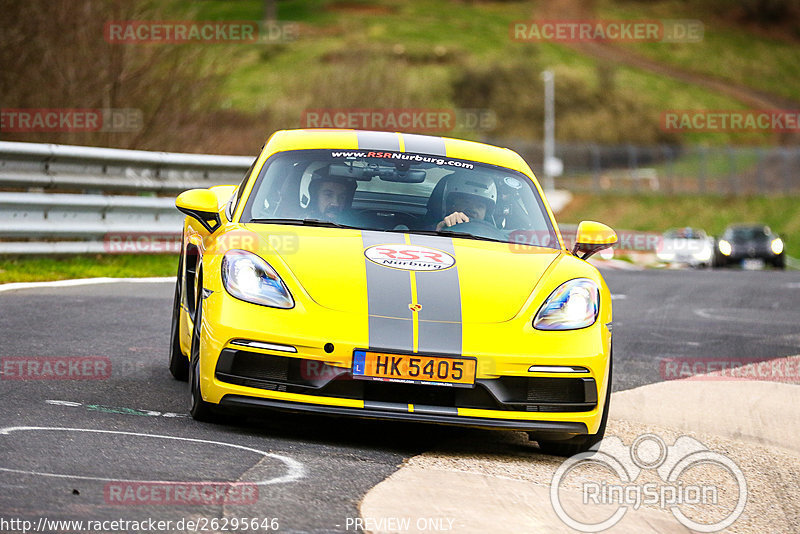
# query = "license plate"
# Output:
<box><xmin>742</xmin><ymin>258</ymin><xmax>764</xmax><ymax>270</ymax></box>
<box><xmin>352</xmin><ymin>350</ymin><xmax>476</xmax><ymax>387</ymax></box>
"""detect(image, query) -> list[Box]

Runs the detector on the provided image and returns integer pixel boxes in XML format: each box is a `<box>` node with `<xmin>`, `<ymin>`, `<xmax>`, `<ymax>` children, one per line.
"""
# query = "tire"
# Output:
<box><xmin>188</xmin><ymin>277</ymin><xmax>218</xmax><ymax>422</ymax></box>
<box><xmin>773</xmin><ymin>255</ymin><xmax>785</xmax><ymax>270</ymax></box>
<box><xmin>168</xmin><ymin>257</ymin><xmax>189</xmax><ymax>381</ymax></box>
<box><xmin>532</xmin><ymin>353</ymin><xmax>612</xmax><ymax>457</ymax></box>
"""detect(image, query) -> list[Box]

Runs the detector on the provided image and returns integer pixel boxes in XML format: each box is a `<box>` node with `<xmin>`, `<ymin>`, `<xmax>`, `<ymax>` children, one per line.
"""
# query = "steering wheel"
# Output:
<box><xmin>444</xmin><ymin>220</ymin><xmax>507</xmax><ymax>241</ymax></box>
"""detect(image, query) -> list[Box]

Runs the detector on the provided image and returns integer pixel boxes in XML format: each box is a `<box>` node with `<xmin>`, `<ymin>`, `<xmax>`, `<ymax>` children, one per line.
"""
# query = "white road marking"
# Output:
<box><xmin>0</xmin><ymin>277</ymin><xmax>172</xmax><ymax>293</ymax></box>
<box><xmin>47</xmin><ymin>399</ymin><xmax>188</xmax><ymax>417</ymax></box>
<box><xmin>0</xmin><ymin>426</ymin><xmax>305</xmax><ymax>485</ymax></box>
<box><xmin>694</xmin><ymin>308</ymin><xmax>793</xmax><ymax>324</ymax></box>
<box><xmin>611</xmin><ymin>294</ymin><xmax>627</xmax><ymax>300</ymax></box>
<box><xmin>694</xmin><ymin>308</ymin><xmax>751</xmax><ymax>322</ymax></box>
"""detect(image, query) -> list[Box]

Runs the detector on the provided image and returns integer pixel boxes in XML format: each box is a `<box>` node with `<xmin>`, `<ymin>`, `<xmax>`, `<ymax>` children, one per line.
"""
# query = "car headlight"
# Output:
<box><xmin>598</xmin><ymin>247</ymin><xmax>614</xmax><ymax>260</ymax></box>
<box><xmin>718</xmin><ymin>240</ymin><xmax>732</xmax><ymax>256</ymax></box>
<box><xmin>657</xmin><ymin>250</ymin><xmax>675</xmax><ymax>261</ymax></box>
<box><xmin>771</xmin><ymin>238</ymin><xmax>784</xmax><ymax>255</ymax></box>
<box><xmin>221</xmin><ymin>249</ymin><xmax>294</xmax><ymax>309</ymax></box>
<box><xmin>533</xmin><ymin>278</ymin><xmax>599</xmax><ymax>330</ymax></box>
<box><xmin>694</xmin><ymin>244</ymin><xmax>713</xmax><ymax>262</ymax></box>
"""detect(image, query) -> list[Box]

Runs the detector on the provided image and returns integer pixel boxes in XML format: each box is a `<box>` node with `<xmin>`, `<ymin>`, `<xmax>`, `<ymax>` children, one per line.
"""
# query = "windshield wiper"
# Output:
<box><xmin>249</xmin><ymin>219</ymin><xmax>507</xmax><ymax>243</ymax></box>
<box><xmin>437</xmin><ymin>230</ymin><xmax>508</xmax><ymax>244</ymax></box>
<box><xmin>247</xmin><ymin>218</ymin><xmax>358</xmax><ymax>229</ymax></box>
<box><xmin>384</xmin><ymin>227</ymin><xmax>508</xmax><ymax>244</ymax></box>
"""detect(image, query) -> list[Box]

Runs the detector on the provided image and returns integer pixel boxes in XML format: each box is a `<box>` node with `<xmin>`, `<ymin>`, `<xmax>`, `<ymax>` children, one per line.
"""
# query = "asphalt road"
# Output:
<box><xmin>0</xmin><ymin>268</ymin><xmax>798</xmax><ymax>533</ymax></box>
<box><xmin>604</xmin><ymin>268</ymin><xmax>800</xmax><ymax>391</ymax></box>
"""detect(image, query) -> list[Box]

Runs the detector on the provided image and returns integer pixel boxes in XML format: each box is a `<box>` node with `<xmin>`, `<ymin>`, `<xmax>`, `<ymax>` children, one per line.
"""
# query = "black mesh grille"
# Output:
<box><xmin>363</xmin><ymin>381</ymin><xmax>456</xmax><ymax>407</ymax></box>
<box><xmin>527</xmin><ymin>377</ymin><xmax>587</xmax><ymax>403</ymax></box>
<box><xmin>229</xmin><ymin>352</ymin><xmax>289</xmax><ymax>382</ymax></box>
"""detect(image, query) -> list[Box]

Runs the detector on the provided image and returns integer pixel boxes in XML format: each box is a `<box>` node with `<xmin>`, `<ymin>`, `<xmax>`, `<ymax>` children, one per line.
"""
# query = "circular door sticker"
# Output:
<box><xmin>364</xmin><ymin>244</ymin><xmax>455</xmax><ymax>271</ymax></box>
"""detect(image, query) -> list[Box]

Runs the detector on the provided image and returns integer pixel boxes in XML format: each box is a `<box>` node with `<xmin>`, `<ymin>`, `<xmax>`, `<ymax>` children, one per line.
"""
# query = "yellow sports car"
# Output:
<box><xmin>169</xmin><ymin>129</ymin><xmax>616</xmax><ymax>456</ymax></box>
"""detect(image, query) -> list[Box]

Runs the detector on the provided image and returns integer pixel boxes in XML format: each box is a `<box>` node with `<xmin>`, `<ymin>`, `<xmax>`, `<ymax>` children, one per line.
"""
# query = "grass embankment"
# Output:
<box><xmin>0</xmin><ymin>255</ymin><xmax>179</xmax><ymax>284</ymax></box>
<box><xmin>160</xmin><ymin>0</ymin><xmax>783</xmax><ymax>147</ymax></box>
<box><xmin>557</xmin><ymin>193</ymin><xmax>800</xmax><ymax>256</ymax></box>
<box><xmin>600</xmin><ymin>1</ymin><xmax>800</xmax><ymax>104</ymax></box>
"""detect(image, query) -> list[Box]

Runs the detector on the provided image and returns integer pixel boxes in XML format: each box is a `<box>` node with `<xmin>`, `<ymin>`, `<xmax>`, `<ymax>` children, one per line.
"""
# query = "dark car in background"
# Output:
<box><xmin>715</xmin><ymin>224</ymin><xmax>785</xmax><ymax>269</ymax></box>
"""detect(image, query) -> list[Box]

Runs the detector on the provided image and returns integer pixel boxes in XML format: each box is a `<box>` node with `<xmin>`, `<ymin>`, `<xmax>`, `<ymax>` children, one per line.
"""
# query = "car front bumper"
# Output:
<box><xmin>196</xmin><ymin>288</ymin><xmax>611</xmax><ymax>436</ymax></box>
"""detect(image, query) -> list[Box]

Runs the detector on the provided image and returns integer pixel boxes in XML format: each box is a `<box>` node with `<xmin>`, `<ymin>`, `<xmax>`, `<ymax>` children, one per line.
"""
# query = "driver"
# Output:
<box><xmin>306</xmin><ymin>167</ymin><xmax>357</xmax><ymax>223</ymax></box>
<box><xmin>435</xmin><ymin>173</ymin><xmax>497</xmax><ymax>232</ymax></box>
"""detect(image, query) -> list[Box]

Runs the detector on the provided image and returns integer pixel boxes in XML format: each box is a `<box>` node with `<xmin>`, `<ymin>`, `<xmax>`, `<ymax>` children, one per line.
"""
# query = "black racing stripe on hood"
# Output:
<box><xmin>361</xmin><ymin>231</ymin><xmax>413</xmax><ymax>352</ymax></box>
<box><xmin>409</xmin><ymin>235</ymin><xmax>462</xmax><ymax>355</ymax></box>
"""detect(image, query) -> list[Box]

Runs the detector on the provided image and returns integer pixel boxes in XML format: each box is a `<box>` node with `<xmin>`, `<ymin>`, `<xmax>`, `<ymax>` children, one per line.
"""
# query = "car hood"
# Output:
<box><xmin>243</xmin><ymin>225</ymin><xmax>561</xmax><ymax>323</ymax></box>
<box><xmin>730</xmin><ymin>237</ymin><xmax>770</xmax><ymax>245</ymax></box>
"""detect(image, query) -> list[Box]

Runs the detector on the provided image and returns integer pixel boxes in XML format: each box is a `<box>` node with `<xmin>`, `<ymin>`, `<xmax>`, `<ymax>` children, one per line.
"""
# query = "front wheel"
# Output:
<box><xmin>168</xmin><ymin>260</ymin><xmax>189</xmax><ymax>381</ymax></box>
<box><xmin>188</xmin><ymin>285</ymin><xmax>218</xmax><ymax>422</ymax></box>
<box><xmin>531</xmin><ymin>354</ymin><xmax>612</xmax><ymax>457</ymax></box>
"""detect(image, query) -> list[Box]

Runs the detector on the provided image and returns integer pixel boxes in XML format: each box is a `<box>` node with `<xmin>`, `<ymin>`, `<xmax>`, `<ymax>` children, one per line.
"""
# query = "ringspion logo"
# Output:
<box><xmin>550</xmin><ymin>434</ymin><xmax>747</xmax><ymax>532</ymax></box>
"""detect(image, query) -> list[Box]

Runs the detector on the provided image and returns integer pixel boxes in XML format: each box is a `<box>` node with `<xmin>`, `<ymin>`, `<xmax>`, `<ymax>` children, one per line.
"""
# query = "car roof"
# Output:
<box><xmin>260</xmin><ymin>129</ymin><xmax>534</xmax><ymax>176</ymax></box>
<box><xmin>725</xmin><ymin>223</ymin><xmax>769</xmax><ymax>230</ymax></box>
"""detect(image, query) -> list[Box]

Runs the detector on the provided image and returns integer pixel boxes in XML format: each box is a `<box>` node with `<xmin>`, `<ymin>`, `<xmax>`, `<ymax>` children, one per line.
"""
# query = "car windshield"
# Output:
<box><xmin>240</xmin><ymin>149</ymin><xmax>559</xmax><ymax>248</ymax></box>
<box><xmin>665</xmin><ymin>228</ymin><xmax>706</xmax><ymax>239</ymax></box>
<box><xmin>727</xmin><ymin>227</ymin><xmax>769</xmax><ymax>241</ymax></box>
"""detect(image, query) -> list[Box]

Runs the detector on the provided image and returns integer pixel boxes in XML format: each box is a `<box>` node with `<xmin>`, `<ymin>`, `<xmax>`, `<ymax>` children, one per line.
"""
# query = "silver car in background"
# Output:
<box><xmin>656</xmin><ymin>227</ymin><xmax>715</xmax><ymax>268</ymax></box>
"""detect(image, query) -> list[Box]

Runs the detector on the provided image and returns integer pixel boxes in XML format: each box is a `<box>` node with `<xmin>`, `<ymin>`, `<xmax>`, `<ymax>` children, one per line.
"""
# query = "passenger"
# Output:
<box><xmin>435</xmin><ymin>173</ymin><xmax>497</xmax><ymax>231</ymax></box>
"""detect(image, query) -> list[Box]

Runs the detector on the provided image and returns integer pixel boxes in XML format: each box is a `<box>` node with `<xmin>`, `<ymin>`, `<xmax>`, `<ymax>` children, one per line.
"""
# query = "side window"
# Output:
<box><xmin>227</xmin><ymin>161</ymin><xmax>255</xmax><ymax>221</ymax></box>
<box><xmin>225</xmin><ymin>186</ymin><xmax>239</xmax><ymax>221</ymax></box>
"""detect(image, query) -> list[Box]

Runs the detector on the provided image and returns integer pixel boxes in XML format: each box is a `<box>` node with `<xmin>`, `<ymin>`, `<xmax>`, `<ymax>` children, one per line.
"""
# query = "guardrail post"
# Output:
<box><xmin>662</xmin><ymin>145</ymin><xmax>673</xmax><ymax>194</ymax></box>
<box><xmin>697</xmin><ymin>146</ymin><xmax>706</xmax><ymax>194</ymax></box>
<box><xmin>783</xmin><ymin>148</ymin><xmax>792</xmax><ymax>194</ymax></box>
<box><xmin>755</xmin><ymin>148</ymin><xmax>765</xmax><ymax>194</ymax></box>
<box><xmin>628</xmin><ymin>144</ymin><xmax>638</xmax><ymax>194</ymax></box>
<box><xmin>591</xmin><ymin>144</ymin><xmax>601</xmax><ymax>193</ymax></box>
<box><xmin>727</xmin><ymin>146</ymin><xmax>736</xmax><ymax>196</ymax></box>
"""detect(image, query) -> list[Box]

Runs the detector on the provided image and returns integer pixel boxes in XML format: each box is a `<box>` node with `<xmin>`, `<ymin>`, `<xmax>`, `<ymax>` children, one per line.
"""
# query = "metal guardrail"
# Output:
<box><xmin>0</xmin><ymin>192</ymin><xmax>182</xmax><ymax>237</ymax></box>
<box><xmin>0</xmin><ymin>141</ymin><xmax>254</xmax><ymax>254</ymax></box>
<box><xmin>0</xmin><ymin>141</ymin><xmax>253</xmax><ymax>193</ymax></box>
